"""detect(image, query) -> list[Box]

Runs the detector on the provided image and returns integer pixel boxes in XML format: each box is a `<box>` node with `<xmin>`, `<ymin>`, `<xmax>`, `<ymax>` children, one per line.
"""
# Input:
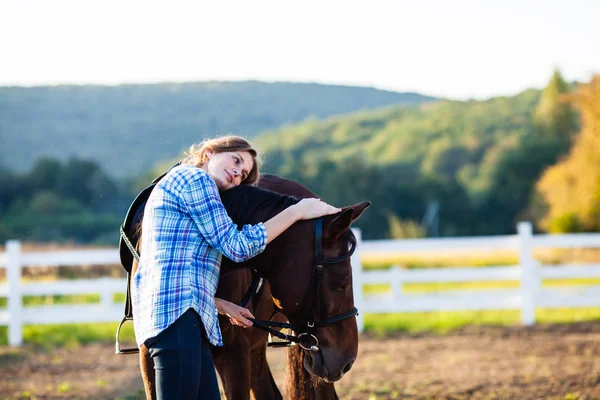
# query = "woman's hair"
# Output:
<box><xmin>182</xmin><ymin>135</ymin><xmax>262</xmax><ymax>185</ymax></box>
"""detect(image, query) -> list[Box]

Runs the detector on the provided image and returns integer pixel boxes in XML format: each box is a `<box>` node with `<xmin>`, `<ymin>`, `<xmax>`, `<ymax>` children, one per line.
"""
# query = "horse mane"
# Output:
<box><xmin>220</xmin><ymin>184</ymin><xmax>300</xmax><ymax>226</ymax></box>
<box><xmin>287</xmin><ymin>346</ymin><xmax>313</xmax><ymax>399</ymax></box>
<box><xmin>287</xmin><ymin>346</ymin><xmax>337</xmax><ymax>399</ymax></box>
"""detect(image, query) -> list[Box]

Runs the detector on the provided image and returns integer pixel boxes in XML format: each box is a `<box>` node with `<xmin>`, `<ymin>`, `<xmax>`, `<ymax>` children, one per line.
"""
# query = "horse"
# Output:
<box><xmin>133</xmin><ymin>174</ymin><xmax>370</xmax><ymax>399</ymax></box>
<box><xmin>214</xmin><ymin>174</ymin><xmax>369</xmax><ymax>399</ymax></box>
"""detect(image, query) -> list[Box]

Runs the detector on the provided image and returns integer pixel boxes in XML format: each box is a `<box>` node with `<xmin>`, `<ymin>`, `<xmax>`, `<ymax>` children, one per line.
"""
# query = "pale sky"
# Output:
<box><xmin>1</xmin><ymin>0</ymin><xmax>598</xmax><ymax>100</ymax></box>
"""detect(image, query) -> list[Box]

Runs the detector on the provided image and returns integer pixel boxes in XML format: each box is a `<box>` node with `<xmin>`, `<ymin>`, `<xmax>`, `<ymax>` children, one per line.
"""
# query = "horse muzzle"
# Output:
<box><xmin>302</xmin><ymin>345</ymin><xmax>356</xmax><ymax>382</ymax></box>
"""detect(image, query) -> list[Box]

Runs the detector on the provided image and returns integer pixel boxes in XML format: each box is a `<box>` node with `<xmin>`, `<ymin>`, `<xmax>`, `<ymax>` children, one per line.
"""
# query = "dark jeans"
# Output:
<box><xmin>145</xmin><ymin>308</ymin><xmax>220</xmax><ymax>400</ymax></box>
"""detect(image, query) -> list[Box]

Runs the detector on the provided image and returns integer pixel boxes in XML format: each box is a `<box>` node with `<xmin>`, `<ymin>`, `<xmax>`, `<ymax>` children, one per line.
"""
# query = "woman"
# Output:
<box><xmin>132</xmin><ymin>135</ymin><xmax>340</xmax><ymax>399</ymax></box>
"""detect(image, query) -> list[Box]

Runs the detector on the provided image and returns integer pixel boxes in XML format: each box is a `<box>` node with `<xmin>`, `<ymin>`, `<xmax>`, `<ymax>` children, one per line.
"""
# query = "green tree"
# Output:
<box><xmin>56</xmin><ymin>158</ymin><xmax>119</xmax><ymax>209</ymax></box>
<box><xmin>533</xmin><ymin>69</ymin><xmax>578</xmax><ymax>143</ymax></box>
<box><xmin>26</xmin><ymin>158</ymin><xmax>62</xmax><ymax>194</ymax></box>
<box><xmin>477</xmin><ymin>69</ymin><xmax>577</xmax><ymax>234</ymax></box>
<box><xmin>0</xmin><ymin>157</ymin><xmax>124</xmax><ymax>243</ymax></box>
<box><xmin>0</xmin><ymin>166</ymin><xmax>19</xmax><ymax>213</ymax></box>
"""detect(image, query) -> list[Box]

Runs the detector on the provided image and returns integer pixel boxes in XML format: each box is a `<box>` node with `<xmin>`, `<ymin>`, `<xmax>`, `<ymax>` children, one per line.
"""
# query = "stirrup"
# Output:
<box><xmin>115</xmin><ymin>316</ymin><xmax>139</xmax><ymax>355</ymax></box>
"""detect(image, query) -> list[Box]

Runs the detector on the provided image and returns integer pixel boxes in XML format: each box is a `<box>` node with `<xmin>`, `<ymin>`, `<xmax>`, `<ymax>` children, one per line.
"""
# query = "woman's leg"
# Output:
<box><xmin>146</xmin><ymin>308</ymin><xmax>219</xmax><ymax>400</ymax></box>
<box><xmin>198</xmin><ymin>324</ymin><xmax>221</xmax><ymax>400</ymax></box>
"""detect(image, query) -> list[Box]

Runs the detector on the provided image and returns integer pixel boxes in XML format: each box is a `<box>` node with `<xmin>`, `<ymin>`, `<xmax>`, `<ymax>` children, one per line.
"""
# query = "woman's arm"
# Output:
<box><xmin>263</xmin><ymin>198</ymin><xmax>340</xmax><ymax>244</ymax></box>
<box><xmin>182</xmin><ymin>172</ymin><xmax>268</xmax><ymax>262</ymax></box>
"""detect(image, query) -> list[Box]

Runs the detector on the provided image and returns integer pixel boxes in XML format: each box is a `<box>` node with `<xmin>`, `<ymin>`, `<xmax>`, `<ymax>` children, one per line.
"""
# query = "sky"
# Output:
<box><xmin>1</xmin><ymin>0</ymin><xmax>599</xmax><ymax>100</ymax></box>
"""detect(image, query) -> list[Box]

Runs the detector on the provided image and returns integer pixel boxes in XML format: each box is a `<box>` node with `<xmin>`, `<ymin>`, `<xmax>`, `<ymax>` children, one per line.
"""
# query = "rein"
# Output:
<box><xmin>243</xmin><ymin>217</ymin><xmax>359</xmax><ymax>352</ymax></box>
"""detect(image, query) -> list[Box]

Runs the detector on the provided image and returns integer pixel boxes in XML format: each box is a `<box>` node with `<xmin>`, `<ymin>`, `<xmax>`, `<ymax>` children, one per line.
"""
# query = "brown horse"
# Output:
<box><xmin>134</xmin><ymin>174</ymin><xmax>370</xmax><ymax>399</ymax></box>
<box><xmin>214</xmin><ymin>175</ymin><xmax>369</xmax><ymax>399</ymax></box>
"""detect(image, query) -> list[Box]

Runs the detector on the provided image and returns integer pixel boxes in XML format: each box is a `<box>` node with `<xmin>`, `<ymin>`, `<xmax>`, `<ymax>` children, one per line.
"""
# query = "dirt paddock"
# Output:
<box><xmin>2</xmin><ymin>322</ymin><xmax>600</xmax><ymax>399</ymax></box>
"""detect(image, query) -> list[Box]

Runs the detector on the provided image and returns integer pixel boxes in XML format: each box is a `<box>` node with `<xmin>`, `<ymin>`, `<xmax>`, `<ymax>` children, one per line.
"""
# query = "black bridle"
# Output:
<box><xmin>244</xmin><ymin>217</ymin><xmax>359</xmax><ymax>352</ymax></box>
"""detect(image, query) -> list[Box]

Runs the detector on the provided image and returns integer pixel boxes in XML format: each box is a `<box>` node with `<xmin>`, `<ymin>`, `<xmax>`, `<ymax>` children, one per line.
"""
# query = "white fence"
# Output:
<box><xmin>0</xmin><ymin>243</ymin><xmax>127</xmax><ymax>346</ymax></box>
<box><xmin>353</xmin><ymin>222</ymin><xmax>600</xmax><ymax>332</ymax></box>
<box><xmin>2</xmin><ymin>221</ymin><xmax>600</xmax><ymax>346</ymax></box>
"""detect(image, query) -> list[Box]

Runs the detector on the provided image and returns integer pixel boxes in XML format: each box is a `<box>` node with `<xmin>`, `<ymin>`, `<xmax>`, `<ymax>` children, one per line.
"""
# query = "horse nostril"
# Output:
<box><xmin>343</xmin><ymin>360</ymin><xmax>354</xmax><ymax>374</ymax></box>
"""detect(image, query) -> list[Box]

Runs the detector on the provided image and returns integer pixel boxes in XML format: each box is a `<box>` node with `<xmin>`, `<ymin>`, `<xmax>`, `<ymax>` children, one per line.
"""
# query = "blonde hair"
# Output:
<box><xmin>183</xmin><ymin>135</ymin><xmax>262</xmax><ymax>185</ymax></box>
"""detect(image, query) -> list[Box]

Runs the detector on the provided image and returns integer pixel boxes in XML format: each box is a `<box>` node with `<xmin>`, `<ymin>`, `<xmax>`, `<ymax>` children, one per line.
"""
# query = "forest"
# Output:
<box><xmin>1</xmin><ymin>72</ymin><xmax>598</xmax><ymax>243</ymax></box>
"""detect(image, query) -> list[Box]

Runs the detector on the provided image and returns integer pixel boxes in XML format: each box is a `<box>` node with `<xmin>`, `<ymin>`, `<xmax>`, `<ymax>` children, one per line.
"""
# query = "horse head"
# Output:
<box><xmin>220</xmin><ymin>179</ymin><xmax>370</xmax><ymax>383</ymax></box>
<box><xmin>265</xmin><ymin>201</ymin><xmax>370</xmax><ymax>382</ymax></box>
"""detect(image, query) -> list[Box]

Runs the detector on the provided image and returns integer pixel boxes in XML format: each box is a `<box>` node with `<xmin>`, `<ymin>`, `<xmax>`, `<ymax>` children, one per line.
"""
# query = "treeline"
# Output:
<box><xmin>0</xmin><ymin>158</ymin><xmax>129</xmax><ymax>243</ymax></box>
<box><xmin>0</xmin><ymin>82</ymin><xmax>435</xmax><ymax>178</ymax></box>
<box><xmin>258</xmin><ymin>71</ymin><xmax>585</xmax><ymax>239</ymax></box>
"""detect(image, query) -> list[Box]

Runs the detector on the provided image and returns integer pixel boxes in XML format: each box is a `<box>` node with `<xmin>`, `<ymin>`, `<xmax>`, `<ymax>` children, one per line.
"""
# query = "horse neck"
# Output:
<box><xmin>219</xmin><ymin>187</ymin><xmax>302</xmax><ymax>273</ymax></box>
<box><xmin>221</xmin><ymin>184</ymin><xmax>300</xmax><ymax>224</ymax></box>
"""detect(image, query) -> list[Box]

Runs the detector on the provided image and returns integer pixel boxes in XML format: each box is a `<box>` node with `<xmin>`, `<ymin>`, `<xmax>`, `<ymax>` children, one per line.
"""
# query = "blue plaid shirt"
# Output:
<box><xmin>132</xmin><ymin>164</ymin><xmax>268</xmax><ymax>347</ymax></box>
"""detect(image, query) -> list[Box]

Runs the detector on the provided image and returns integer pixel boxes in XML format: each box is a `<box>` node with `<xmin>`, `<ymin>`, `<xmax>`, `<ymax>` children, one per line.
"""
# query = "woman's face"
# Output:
<box><xmin>203</xmin><ymin>150</ymin><xmax>254</xmax><ymax>191</ymax></box>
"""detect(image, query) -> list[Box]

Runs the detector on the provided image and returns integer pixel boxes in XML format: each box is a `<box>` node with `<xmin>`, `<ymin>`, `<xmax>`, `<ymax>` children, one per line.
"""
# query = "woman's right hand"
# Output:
<box><xmin>292</xmin><ymin>198</ymin><xmax>341</xmax><ymax>221</ymax></box>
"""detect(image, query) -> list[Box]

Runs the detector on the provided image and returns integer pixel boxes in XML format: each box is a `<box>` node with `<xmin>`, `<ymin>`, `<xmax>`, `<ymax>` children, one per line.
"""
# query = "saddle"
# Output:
<box><xmin>116</xmin><ymin>164</ymin><xmax>178</xmax><ymax>354</ymax></box>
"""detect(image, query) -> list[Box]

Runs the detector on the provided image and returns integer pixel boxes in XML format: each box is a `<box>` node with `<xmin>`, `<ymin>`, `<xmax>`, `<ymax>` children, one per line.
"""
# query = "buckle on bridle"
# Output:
<box><xmin>298</xmin><ymin>333</ymin><xmax>320</xmax><ymax>352</ymax></box>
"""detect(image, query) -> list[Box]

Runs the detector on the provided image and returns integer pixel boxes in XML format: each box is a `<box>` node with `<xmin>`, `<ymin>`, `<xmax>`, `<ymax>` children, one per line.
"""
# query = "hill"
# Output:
<box><xmin>260</xmin><ymin>89</ymin><xmax>540</xmax><ymax>195</ymax></box>
<box><xmin>0</xmin><ymin>81</ymin><xmax>436</xmax><ymax>177</ymax></box>
<box><xmin>257</xmin><ymin>89</ymin><xmax>543</xmax><ymax>237</ymax></box>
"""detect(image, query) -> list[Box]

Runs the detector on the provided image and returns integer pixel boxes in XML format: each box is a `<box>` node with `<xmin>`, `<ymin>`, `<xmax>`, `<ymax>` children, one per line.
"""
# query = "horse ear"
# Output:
<box><xmin>325</xmin><ymin>201</ymin><xmax>371</xmax><ymax>239</ymax></box>
<box><xmin>348</xmin><ymin>201</ymin><xmax>371</xmax><ymax>222</ymax></box>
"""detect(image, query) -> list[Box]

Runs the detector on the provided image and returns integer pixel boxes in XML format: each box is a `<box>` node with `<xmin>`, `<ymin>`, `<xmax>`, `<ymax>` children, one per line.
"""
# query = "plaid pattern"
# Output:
<box><xmin>132</xmin><ymin>164</ymin><xmax>268</xmax><ymax>347</ymax></box>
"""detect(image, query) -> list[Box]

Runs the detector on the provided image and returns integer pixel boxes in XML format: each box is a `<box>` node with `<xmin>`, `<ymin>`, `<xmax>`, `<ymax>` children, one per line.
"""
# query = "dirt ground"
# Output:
<box><xmin>2</xmin><ymin>322</ymin><xmax>600</xmax><ymax>399</ymax></box>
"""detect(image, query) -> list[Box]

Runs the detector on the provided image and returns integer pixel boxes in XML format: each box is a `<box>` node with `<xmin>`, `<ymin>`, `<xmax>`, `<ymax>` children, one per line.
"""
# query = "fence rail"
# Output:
<box><xmin>0</xmin><ymin>241</ymin><xmax>127</xmax><ymax>346</ymax></box>
<box><xmin>352</xmin><ymin>222</ymin><xmax>600</xmax><ymax>331</ymax></box>
<box><xmin>2</xmin><ymin>221</ymin><xmax>600</xmax><ymax>346</ymax></box>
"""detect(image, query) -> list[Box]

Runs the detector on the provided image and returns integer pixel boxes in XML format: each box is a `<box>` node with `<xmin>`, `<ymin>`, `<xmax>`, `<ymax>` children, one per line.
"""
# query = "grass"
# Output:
<box><xmin>0</xmin><ymin>321</ymin><xmax>136</xmax><ymax>349</ymax></box>
<box><xmin>364</xmin><ymin>278</ymin><xmax>600</xmax><ymax>294</ymax></box>
<box><xmin>364</xmin><ymin>308</ymin><xmax>600</xmax><ymax>336</ymax></box>
<box><xmin>0</xmin><ymin>293</ymin><xmax>127</xmax><ymax>308</ymax></box>
<box><xmin>363</xmin><ymin>255</ymin><xmax>517</xmax><ymax>270</ymax></box>
<box><xmin>58</xmin><ymin>382</ymin><xmax>73</xmax><ymax>393</ymax></box>
<box><xmin>365</xmin><ymin>310</ymin><xmax>520</xmax><ymax>335</ymax></box>
<box><xmin>361</xmin><ymin>247</ymin><xmax>600</xmax><ymax>270</ymax></box>
<box><xmin>0</xmin><ymin>294</ymin><xmax>101</xmax><ymax>308</ymax></box>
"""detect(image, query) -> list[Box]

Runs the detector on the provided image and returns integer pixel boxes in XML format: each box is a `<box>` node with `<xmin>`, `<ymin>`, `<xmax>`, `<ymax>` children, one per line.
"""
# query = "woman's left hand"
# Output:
<box><xmin>215</xmin><ymin>298</ymin><xmax>255</xmax><ymax>328</ymax></box>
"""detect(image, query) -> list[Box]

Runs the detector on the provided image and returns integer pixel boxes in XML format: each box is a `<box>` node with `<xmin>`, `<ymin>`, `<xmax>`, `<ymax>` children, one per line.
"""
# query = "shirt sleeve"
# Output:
<box><xmin>181</xmin><ymin>171</ymin><xmax>268</xmax><ymax>262</ymax></box>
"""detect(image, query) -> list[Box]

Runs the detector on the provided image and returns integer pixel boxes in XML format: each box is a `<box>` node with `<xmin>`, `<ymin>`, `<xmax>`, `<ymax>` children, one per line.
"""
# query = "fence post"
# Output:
<box><xmin>518</xmin><ymin>222</ymin><xmax>536</xmax><ymax>326</ymax></box>
<box><xmin>7</xmin><ymin>240</ymin><xmax>23</xmax><ymax>346</ymax></box>
<box><xmin>391</xmin><ymin>265</ymin><xmax>403</xmax><ymax>300</ymax></box>
<box><xmin>351</xmin><ymin>228</ymin><xmax>364</xmax><ymax>333</ymax></box>
<box><xmin>100</xmin><ymin>278</ymin><xmax>113</xmax><ymax>309</ymax></box>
